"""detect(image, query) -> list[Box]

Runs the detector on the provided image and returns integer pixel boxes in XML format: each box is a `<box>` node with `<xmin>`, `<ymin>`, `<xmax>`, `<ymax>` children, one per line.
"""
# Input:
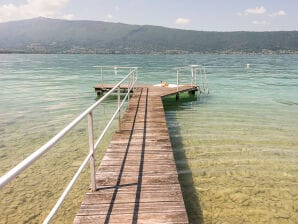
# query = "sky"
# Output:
<box><xmin>0</xmin><ymin>0</ymin><xmax>297</xmax><ymax>31</ymax></box>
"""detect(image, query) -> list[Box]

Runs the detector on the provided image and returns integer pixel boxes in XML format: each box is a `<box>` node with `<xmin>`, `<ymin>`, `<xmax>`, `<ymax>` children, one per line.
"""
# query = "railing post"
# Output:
<box><xmin>118</xmin><ymin>86</ymin><xmax>121</xmax><ymax>130</ymax></box>
<box><xmin>128</xmin><ymin>69</ymin><xmax>131</xmax><ymax>101</ymax></box>
<box><xmin>135</xmin><ymin>69</ymin><xmax>138</xmax><ymax>90</ymax></box>
<box><xmin>200</xmin><ymin>66</ymin><xmax>203</xmax><ymax>89</ymax></box>
<box><xmin>177</xmin><ymin>69</ymin><xmax>180</xmax><ymax>91</ymax></box>
<box><xmin>132</xmin><ymin>70</ymin><xmax>135</xmax><ymax>93</ymax></box>
<box><xmin>100</xmin><ymin>67</ymin><xmax>103</xmax><ymax>87</ymax></box>
<box><xmin>194</xmin><ymin>68</ymin><xmax>197</xmax><ymax>86</ymax></box>
<box><xmin>191</xmin><ymin>66</ymin><xmax>194</xmax><ymax>85</ymax></box>
<box><xmin>87</xmin><ymin>112</ymin><xmax>96</xmax><ymax>192</ymax></box>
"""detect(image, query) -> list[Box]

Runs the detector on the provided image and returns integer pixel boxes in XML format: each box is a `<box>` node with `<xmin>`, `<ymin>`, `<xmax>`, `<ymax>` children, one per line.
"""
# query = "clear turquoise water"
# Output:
<box><xmin>0</xmin><ymin>54</ymin><xmax>297</xmax><ymax>223</ymax></box>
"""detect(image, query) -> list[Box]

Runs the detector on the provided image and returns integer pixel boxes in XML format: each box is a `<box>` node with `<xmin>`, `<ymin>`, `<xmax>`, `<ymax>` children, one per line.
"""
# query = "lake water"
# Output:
<box><xmin>0</xmin><ymin>54</ymin><xmax>297</xmax><ymax>223</ymax></box>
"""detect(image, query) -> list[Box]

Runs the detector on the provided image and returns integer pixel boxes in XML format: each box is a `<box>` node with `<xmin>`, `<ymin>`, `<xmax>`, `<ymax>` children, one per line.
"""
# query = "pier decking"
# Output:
<box><xmin>74</xmin><ymin>84</ymin><xmax>198</xmax><ymax>223</ymax></box>
<box><xmin>94</xmin><ymin>84</ymin><xmax>199</xmax><ymax>97</ymax></box>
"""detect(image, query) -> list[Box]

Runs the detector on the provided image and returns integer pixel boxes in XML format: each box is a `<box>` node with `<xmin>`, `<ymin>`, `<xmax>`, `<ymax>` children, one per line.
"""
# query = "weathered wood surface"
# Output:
<box><xmin>95</xmin><ymin>84</ymin><xmax>198</xmax><ymax>97</ymax></box>
<box><xmin>74</xmin><ymin>87</ymin><xmax>189</xmax><ymax>223</ymax></box>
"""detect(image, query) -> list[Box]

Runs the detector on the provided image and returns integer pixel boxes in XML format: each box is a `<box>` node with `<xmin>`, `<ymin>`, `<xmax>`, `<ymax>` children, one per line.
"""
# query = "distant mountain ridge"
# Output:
<box><xmin>0</xmin><ymin>17</ymin><xmax>298</xmax><ymax>54</ymax></box>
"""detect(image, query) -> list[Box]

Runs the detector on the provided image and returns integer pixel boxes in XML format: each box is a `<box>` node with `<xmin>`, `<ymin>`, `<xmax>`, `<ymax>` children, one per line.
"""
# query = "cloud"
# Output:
<box><xmin>175</xmin><ymin>18</ymin><xmax>191</xmax><ymax>26</ymax></box>
<box><xmin>62</xmin><ymin>14</ymin><xmax>74</xmax><ymax>20</ymax></box>
<box><xmin>107</xmin><ymin>14</ymin><xmax>113</xmax><ymax>19</ymax></box>
<box><xmin>270</xmin><ymin>10</ymin><xmax>287</xmax><ymax>17</ymax></box>
<box><xmin>246</xmin><ymin>6</ymin><xmax>266</xmax><ymax>14</ymax></box>
<box><xmin>252</xmin><ymin>20</ymin><xmax>270</xmax><ymax>26</ymax></box>
<box><xmin>0</xmin><ymin>0</ymin><xmax>69</xmax><ymax>22</ymax></box>
<box><xmin>238</xmin><ymin>6</ymin><xmax>266</xmax><ymax>16</ymax></box>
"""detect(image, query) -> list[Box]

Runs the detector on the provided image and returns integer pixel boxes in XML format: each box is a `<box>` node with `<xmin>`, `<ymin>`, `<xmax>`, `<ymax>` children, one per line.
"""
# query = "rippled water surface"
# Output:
<box><xmin>0</xmin><ymin>54</ymin><xmax>297</xmax><ymax>223</ymax></box>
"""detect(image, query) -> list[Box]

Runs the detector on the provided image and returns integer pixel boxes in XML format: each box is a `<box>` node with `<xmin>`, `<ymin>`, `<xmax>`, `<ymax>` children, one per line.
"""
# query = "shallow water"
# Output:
<box><xmin>0</xmin><ymin>54</ymin><xmax>297</xmax><ymax>223</ymax></box>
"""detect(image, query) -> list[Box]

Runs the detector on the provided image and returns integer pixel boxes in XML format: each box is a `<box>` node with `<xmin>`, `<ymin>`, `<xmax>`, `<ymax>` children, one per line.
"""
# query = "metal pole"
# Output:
<box><xmin>128</xmin><ymin>69</ymin><xmax>131</xmax><ymax>101</ymax></box>
<box><xmin>201</xmin><ymin>67</ymin><xmax>204</xmax><ymax>91</ymax></box>
<box><xmin>87</xmin><ymin>112</ymin><xmax>96</xmax><ymax>192</ymax></box>
<box><xmin>191</xmin><ymin>66</ymin><xmax>194</xmax><ymax>85</ymax></box>
<box><xmin>204</xmin><ymin>67</ymin><xmax>208</xmax><ymax>93</ymax></box>
<box><xmin>101</xmin><ymin>67</ymin><xmax>103</xmax><ymax>87</ymax></box>
<box><xmin>118</xmin><ymin>86</ymin><xmax>121</xmax><ymax>130</ymax></box>
<box><xmin>176</xmin><ymin>69</ymin><xmax>179</xmax><ymax>91</ymax></box>
<box><xmin>134</xmin><ymin>70</ymin><xmax>136</xmax><ymax>92</ymax></box>
<box><xmin>133</xmin><ymin>70</ymin><xmax>136</xmax><ymax>93</ymax></box>
<box><xmin>194</xmin><ymin>68</ymin><xmax>197</xmax><ymax>86</ymax></box>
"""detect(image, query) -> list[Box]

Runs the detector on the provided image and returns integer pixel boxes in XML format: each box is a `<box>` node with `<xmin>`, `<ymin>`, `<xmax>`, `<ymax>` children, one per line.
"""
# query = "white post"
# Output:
<box><xmin>204</xmin><ymin>67</ymin><xmax>208</xmax><ymax>92</ymax></box>
<box><xmin>194</xmin><ymin>68</ymin><xmax>197</xmax><ymax>85</ymax></box>
<box><xmin>191</xmin><ymin>66</ymin><xmax>194</xmax><ymax>85</ymax></box>
<box><xmin>176</xmin><ymin>69</ymin><xmax>179</xmax><ymax>91</ymax></box>
<box><xmin>135</xmin><ymin>69</ymin><xmax>137</xmax><ymax>91</ymax></box>
<box><xmin>190</xmin><ymin>65</ymin><xmax>199</xmax><ymax>86</ymax></box>
<box><xmin>128</xmin><ymin>69</ymin><xmax>131</xmax><ymax>101</ymax></box>
<box><xmin>87</xmin><ymin>112</ymin><xmax>96</xmax><ymax>192</ymax></box>
<box><xmin>118</xmin><ymin>86</ymin><xmax>121</xmax><ymax>130</ymax></box>
<box><xmin>200</xmin><ymin>66</ymin><xmax>204</xmax><ymax>89</ymax></box>
<box><xmin>133</xmin><ymin>69</ymin><xmax>137</xmax><ymax>92</ymax></box>
<box><xmin>100</xmin><ymin>67</ymin><xmax>103</xmax><ymax>87</ymax></box>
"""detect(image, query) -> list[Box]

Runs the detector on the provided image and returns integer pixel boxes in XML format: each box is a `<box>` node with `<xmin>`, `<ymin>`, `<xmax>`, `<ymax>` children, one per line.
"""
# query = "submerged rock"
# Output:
<box><xmin>274</xmin><ymin>211</ymin><xmax>290</xmax><ymax>219</ymax></box>
<box><xmin>0</xmin><ymin>152</ymin><xmax>7</xmax><ymax>158</ymax></box>
<box><xmin>229</xmin><ymin>193</ymin><xmax>250</xmax><ymax>205</ymax></box>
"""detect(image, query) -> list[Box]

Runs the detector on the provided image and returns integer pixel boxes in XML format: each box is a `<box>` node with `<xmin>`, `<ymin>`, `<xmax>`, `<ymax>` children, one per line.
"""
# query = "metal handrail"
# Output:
<box><xmin>94</xmin><ymin>66</ymin><xmax>138</xmax><ymax>86</ymax></box>
<box><xmin>175</xmin><ymin>65</ymin><xmax>208</xmax><ymax>94</ymax></box>
<box><xmin>175</xmin><ymin>65</ymin><xmax>199</xmax><ymax>91</ymax></box>
<box><xmin>198</xmin><ymin>66</ymin><xmax>209</xmax><ymax>94</ymax></box>
<box><xmin>0</xmin><ymin>66</ymin><xmax>138</xmax><ymax>223</ymax></box>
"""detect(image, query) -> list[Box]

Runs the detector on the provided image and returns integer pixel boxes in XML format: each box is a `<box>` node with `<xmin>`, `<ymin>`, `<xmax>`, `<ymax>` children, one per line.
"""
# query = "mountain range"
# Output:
<box><xmin>0</xmin><ymin>17</ymin><xmax>297</xmax><ymax>54</ymax></box>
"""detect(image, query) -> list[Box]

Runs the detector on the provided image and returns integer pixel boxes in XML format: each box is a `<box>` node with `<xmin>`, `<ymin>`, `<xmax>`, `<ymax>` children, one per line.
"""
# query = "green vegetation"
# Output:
<box><xmin>0</xmin><ymin>17</ymin><xmax>297</xmax><ymax>54</ymax></box>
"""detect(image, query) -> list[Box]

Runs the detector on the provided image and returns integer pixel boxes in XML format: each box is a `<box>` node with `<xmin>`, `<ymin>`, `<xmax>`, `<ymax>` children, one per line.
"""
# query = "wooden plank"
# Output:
<box><xmin>74</xmin><ymin>212</ymin><xmax>188</xmax><ymax>224</ymax></box>
<box><xmin>77</xmin><ymin>201</ymin><xmax>186</xmax><ymax>215</ymax></box>
<box><xmin>74</xmin><ymin>85</ymin><xmax>189</xmax><ymax>223</ymax></box>
<box><xmin>95</xmin><ymin>83</ymin><xmax>198</xmax><ymax>97</ymax></box>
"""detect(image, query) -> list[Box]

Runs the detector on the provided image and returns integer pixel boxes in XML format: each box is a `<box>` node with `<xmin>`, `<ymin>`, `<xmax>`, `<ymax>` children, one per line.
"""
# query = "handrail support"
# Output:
<box><xmin>87</xmin><ymin>112</ymin><xmax>96</xmax><ymax>192</ymax></box>
<box><xmin>176</xmin><ymin>69</ymin><xmax>179</xmax><ymax>91</ymax></box>
<box><xmin>117</xmin><ymin>86</ymin><xmax>121</xmax><ymax>131</ymax></box>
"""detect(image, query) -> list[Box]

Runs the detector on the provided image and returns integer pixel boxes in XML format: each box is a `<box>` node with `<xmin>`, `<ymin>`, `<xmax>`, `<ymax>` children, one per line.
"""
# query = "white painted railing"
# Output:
<box><xmin>175</xmin><ymin>65</ymin><xmax>209</xmax><ymax>94</ymax></box>
<box><xmin>0</xmin><ymin>66</ymin><xmax>138</xmax><ymax>223</ymax></box>
<box><xmin>95</xmin><ymin>66</ymin><xmax>138</xmax><ymax>86</ymax></box>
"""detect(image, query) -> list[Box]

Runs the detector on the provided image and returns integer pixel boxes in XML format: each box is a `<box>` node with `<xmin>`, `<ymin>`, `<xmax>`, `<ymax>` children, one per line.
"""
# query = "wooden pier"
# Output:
<box><xmin>74</xmin><ymin>84</ymin><xmax>198</xmax><ymax>223</ymax></box>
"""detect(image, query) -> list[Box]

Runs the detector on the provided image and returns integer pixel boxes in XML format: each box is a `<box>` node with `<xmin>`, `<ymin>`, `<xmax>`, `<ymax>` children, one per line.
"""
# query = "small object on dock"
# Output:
<box><xmin>160</xmin><ymin>80</ymin><xmax>169</xmax><ymax>87</ymax></box>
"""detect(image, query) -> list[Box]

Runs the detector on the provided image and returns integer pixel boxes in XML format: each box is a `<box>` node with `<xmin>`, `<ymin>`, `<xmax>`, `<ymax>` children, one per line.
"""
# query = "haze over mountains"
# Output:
<box><xmin>0</xmin><ymin>17</ymin><xmax>297</xmax><ymax>54</ymax></box>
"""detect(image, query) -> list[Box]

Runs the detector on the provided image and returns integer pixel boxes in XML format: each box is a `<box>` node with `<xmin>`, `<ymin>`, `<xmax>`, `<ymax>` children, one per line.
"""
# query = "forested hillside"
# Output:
<box><xmin>0</xmin><ymin>17</ymin><xmax>297</xmax><ymax>54</ymax></box>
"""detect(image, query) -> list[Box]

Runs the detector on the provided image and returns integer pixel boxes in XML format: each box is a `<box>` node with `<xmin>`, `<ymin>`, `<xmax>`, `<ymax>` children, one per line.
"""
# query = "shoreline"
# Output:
<box><xmin>1</xmin><ymin>51</ymin><xmax>298</xmax><ymax>55</ymax></box>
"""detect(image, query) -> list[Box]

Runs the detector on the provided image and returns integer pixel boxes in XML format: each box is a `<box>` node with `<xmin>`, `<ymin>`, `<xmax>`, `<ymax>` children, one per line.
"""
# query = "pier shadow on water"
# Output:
<box><xmin>163</xmin><ymin>93</ymin><xmax>204</xmax><ymax>224</ymax></box>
